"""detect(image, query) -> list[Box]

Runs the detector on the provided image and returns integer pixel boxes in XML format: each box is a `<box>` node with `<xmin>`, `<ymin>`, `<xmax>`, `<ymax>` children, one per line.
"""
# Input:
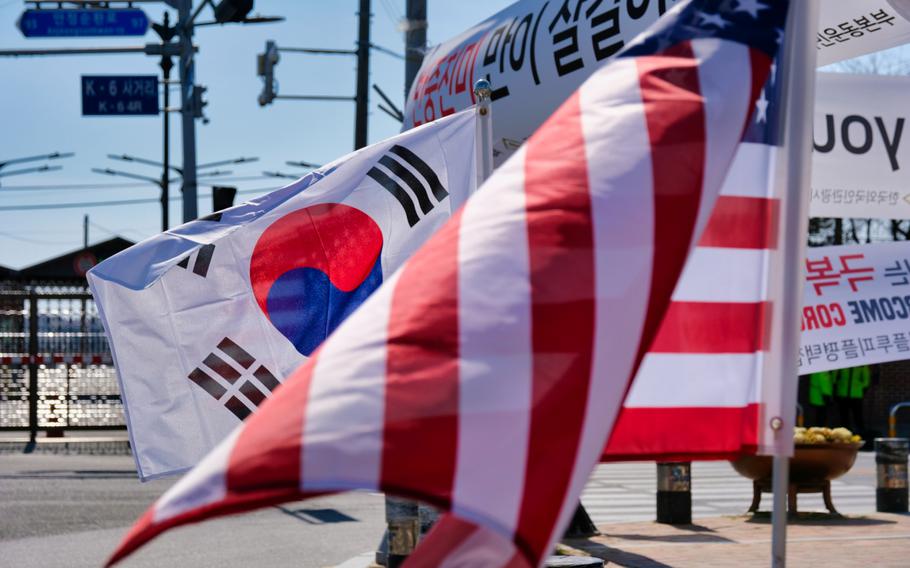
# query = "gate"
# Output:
<box><xmin>0</xmin><ymin>284</ymin><xmax>124</xmax><ymax>442</ymax></box>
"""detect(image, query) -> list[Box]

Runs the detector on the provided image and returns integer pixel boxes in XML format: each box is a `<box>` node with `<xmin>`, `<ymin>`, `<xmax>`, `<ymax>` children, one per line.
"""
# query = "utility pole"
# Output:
<box><xmin>178</xmin><ymin>0</ymin><xmax>198</xmax><ymax>222</ymax></box>
<box><xmin>403</xmin><ymin>0</ymin><xmax>426</xmax><ymax>97</ymax></box>
<box><xmin>83</xmin><ymin>214</ymin><xmax>89</xmax><ymax>249</ymax></box>
<box><xmin>354</xmin><ymin>0</ymin><xmax>371</xmax><ymax>149</ymax></box>
<box><xmin>153</xmin><ymin>11</ymin><xmax>178</xmax><ymax>232</ymax></box>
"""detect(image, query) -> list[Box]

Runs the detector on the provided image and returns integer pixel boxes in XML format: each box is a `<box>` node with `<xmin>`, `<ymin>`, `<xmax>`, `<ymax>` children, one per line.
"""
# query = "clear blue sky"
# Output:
<box><xmin>0</xmin><ymin>0</ymin><xmax>513</xmax><ymax>269</ymax></box>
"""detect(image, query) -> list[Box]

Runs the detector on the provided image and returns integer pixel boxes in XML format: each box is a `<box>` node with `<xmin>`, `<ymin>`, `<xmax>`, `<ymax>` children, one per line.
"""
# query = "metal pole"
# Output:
<box><xmin>354</xmin><ymin>0</ymin><xmax>371</xmax><ymax>149</ymax></box>
<box><xmin>161</xmin><ymin>16</ymin><xmax>173</xmax><ymax>232</ymax></box>
<box><xmin>178</xmin><ymin>0</ymin><xmax>198</xmax><ymax>222</ymax></box>
<box><xmin>27</xmin><ymin>292</ymin><xmax>38</xmax><ymax>448</ymax></box>
<box><xmin>473</xmin><ymin>79</ymin><xmax>494</xmax><ymax>185</ymax></box>
<box><xmin>771</xmin><ymin>456</ymin><xmax>789</xmax><ymax>566</ymax></box>
<box><xmin>772</xmin><ymin>1</ymin><xmax>821</xmax><ymax>566</ymax></box>
<box><xmin>404</xmin><ymin>0</ymin><xmax>426</xmax><ymax>97</ymax></box>
<box><xmin>83</xmin><ymin>214</ymin><xmax>89</xmax><ymax>248</ymax></box>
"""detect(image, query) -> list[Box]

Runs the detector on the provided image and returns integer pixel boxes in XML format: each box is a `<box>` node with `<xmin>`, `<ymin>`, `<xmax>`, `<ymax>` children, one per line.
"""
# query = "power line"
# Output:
<box><xmin>0</xmin><ymin>176</ymin><xmax>275</xmax><ymax>193</ymax></box>
<box><xmin>0</xmin><ymin>187</ymin><xmax>280</xmax><ymax>211</ymax></box>
<box><xmin>0</xmin><ymin>230</ymin><xmax>75</xmax><ymax>246</ymax></box>
<box><xmin>378</xmin><ymin>0</ymin><xmax>403</xmax><ymax>29</ymax></box>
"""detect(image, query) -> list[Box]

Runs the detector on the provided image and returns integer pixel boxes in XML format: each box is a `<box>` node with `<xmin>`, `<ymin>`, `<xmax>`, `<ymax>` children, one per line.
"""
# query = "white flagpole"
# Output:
<box><xmin>772</xmin><ymin>1</ymin><xmax>820</xmax><ymax>566</ymax></box>
<box><xmin>473</xmin><ymin>79</ymin><xmax>495</xmax><ymax>185</ymax></box>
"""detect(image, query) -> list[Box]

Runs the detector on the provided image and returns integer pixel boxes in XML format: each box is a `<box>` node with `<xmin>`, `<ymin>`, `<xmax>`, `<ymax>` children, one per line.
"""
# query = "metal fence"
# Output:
<box><xmin>0</xmin><ymin>283</ymin><xmax>124</xmax><ymax>439</ymax></box>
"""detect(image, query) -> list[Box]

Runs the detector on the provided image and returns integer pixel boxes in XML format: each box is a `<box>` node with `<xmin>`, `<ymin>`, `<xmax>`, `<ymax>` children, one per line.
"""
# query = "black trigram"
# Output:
<box><xmin>367</xmin><ymin>144</ymin><xmax>448</xmax><ymax>227</ymax></box>
<box><xmin>176</xmin><ymin>243</ymin><xmax>215</xmax><ymax>278</ymax></box>
<box><xmin>187</xmin><ymin>337</ymin><xmax>281</xmax><ymax>421</ymax></box>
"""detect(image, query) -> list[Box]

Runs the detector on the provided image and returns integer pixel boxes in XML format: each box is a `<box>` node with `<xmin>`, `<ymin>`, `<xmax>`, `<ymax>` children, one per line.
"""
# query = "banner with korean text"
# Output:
<box><xmin>404</xmin><ymin>0</ymin><xmax>910</xmax><ymax>166</ymax></box>
<box><xmin>801</xmin><ymin>241</ymin><xmax>910</xmax><ymax>373</ymax></box>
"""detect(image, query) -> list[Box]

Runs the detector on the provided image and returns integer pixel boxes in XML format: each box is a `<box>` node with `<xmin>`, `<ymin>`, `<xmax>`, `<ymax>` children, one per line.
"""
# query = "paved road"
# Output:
<box><xmin>0</xmin><ymin>451</ymin><xmax>879</xmax><ymax>567</ymax></box>
<box><xmin>582</xmin><ymin>453</ymin><xmax>876</xmax><ymax>524</ymax></box>
<box><xmin>0</xmin><ymin>453</ymin><xmax>386</xmax><ymax>568</ymax></box>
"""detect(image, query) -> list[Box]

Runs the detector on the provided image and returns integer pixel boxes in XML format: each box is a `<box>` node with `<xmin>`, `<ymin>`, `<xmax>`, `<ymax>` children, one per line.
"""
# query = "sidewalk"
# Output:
<box><xmin>565</xmin><ymin>512</ymin><xmax>910</xmax><ymax>567</ymax></box>
<box><xmin>0</xmin><ymin>429</ymin><xmax>130</xmax><ymax>455</ymax></box>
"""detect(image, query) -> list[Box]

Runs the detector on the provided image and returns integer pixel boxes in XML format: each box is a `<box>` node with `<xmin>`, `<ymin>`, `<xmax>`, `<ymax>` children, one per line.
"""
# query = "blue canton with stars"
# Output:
<box><xmin>619</xmin><ymin>0</ymin><xmax>788</xmax><ymax>147</ymax></box>
<box><xmin>619</xmin><ymin>0</ymin><xmax>788</xmax><ymax>60</ymax></box>
<box><xmin>742</xmin><ymin>55</ymin><xmax>782</xmax><ymax>146</ymax></box>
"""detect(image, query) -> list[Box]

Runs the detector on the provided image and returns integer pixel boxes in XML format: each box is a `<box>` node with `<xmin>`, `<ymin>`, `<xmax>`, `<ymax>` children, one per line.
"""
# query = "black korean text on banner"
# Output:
<box><xmin>811</xmin><ymin>73</ymin><xmax>910</xmax><ymax>220</ymax></box>
<box><xmin>405</xmin><ymin>0</ymin><xmax>910</xmax><ymax>167</ymax></box>
<box><xmin>404</xmin><ymin>0</ymin><xmax>676</xmax><ymax>166</ymax></box>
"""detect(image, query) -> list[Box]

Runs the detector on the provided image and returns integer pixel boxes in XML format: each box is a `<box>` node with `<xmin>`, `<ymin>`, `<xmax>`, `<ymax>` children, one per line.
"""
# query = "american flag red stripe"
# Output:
<box><xmin>607</xmin><ymin>404</ymin><xmax>761</xmax><ymax>461</ymax></box>
<box><xmin>107</xmin><ymin>2</ymin><xmax>788</xmax><ymax>565</ymax></box>
<box><xmin>515</xmin><ymin>90</ymin><xmax>597</xmax><ymax>563</ymax></box>
<box><xmin>650</xmin><ymin>301</ymin><xmax>769</xmax><ymax>353</ymax></box>
<box><xmin>381</xmin><ymin>212</ymin><xmax>462</xmax><ymax>506</ymax></box>
<box><xmin>699</xmin><ymin>195</ymin><xmax>779</xmax><ymax>249</ymax></box>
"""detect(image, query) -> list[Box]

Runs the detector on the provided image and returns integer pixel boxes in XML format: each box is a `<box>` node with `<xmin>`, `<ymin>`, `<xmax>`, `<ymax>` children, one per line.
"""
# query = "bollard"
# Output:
<box><xmin>656</xmin><ymin>462</ymin><xmax>691</xmax><ymax>524</ymax></box>
<box><xmin>418</xmin><ymin>502</ymin><xmax>439</xmax><ymax>539</ymax></box>
<box><xmin>875</xmin><ymin>438</ymin><xmax>909</xmax><ymax>513</ymax></box>
<box><xmin>385</xmin><ymin>497</ymin><xmax>419</xmax><ymax>568</ymax></box>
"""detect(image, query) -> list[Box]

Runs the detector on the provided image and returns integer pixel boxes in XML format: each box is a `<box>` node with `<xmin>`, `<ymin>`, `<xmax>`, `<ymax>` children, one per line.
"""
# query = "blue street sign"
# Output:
<box><xmin>82</xmin><ymin>76</ymin><xmax>159</xmax><ymax>116</ymax></box>
<box><xmin>18</xmin><ymin>9</ymin><xmax>149</xmax><ymax>38</ymax></box>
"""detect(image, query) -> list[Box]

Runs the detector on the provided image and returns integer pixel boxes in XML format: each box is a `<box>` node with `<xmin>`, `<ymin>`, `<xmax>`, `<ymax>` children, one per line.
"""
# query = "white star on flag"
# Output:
<box><xmin>755</xmin><ymin>88</ymin><xmax>769</xmax><ymax>123</ymax></box>
<box><xmin>698</xmin><ymin>12</ymin><xmax>728</xmax><ymax>28</ymax></box>
<box><xmin>734</xmin><ymin>0</ymin><xmax>767</xmax><ymax>18</ymax></box>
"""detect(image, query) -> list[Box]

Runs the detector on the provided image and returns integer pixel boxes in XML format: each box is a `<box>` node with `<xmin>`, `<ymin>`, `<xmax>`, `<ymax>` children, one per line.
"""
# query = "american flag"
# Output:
<box><xmin>605</xmin><ymin>6</ymin><xmax>788</xmax><ymax>461</ymax></box>
<box><xmin>107</xmin><ymin>1</ymin><xmax>788</xmax><ymax>565</ymax></box>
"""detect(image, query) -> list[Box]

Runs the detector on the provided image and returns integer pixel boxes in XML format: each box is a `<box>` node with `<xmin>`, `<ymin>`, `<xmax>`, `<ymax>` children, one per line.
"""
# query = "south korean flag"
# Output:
<box><xmin>89</xmin><ymin>109</ymin><xmax>480</xmax><ymax>480</ymax></box>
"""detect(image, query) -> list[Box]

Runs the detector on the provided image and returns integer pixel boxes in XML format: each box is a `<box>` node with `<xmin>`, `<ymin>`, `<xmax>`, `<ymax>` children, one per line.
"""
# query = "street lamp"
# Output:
<box><xmin>102</xmin><ymin>153</ymin><xmax>258</xmax><ymax>230</ymax></box>
<box><xmin>92</xmin><ymin>166</ymin><xmax>238</xmax><ymax>231</ymax></box>
<box><xmin>262</xmin><ymin>170</ymin><xmax>304</xmax><ymax>180</ymax></box>
<box><xmin>285</xmin><ymin>160</ymin><xmax>322</xmax><ymax>169</ymax></box>
<box><xmin>0</xmin><ymin>152</ymin><xmax>73</xmax><ymax>186</ymax></box>
<box><xmin>107</xmin><ymin>153</ymin><xmax>258</xmax><ymax>177</ymax></box>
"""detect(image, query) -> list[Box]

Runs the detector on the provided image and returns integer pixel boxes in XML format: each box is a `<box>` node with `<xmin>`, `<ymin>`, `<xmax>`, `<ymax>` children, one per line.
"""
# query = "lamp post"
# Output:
<box><xmin>92</xmin><ymin>165</ymin><xmax>238</xmax><ymax>230</ymax></box>
<box><xmin>0</xmin><ymin>152</ymin><xmax>73</xmax><ymax>186</ymax></box>
<box><xmin>103</xmin><ymin>153</ymin><xmax>257</xmax><ymax>230</ymax></box>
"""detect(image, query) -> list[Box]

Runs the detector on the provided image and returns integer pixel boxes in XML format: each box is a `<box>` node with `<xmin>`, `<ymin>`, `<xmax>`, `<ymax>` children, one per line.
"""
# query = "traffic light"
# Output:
<box><xmin>192</xmin><ymin>85</ymin><xmax>208</xmax><ymax>121</ymax></box>
<box><xmin>214</xmin><ymin>0</ymin><xmax>254</xmax><ymax>23</ymax></box>
<box><xmin>257</xmin><ymin>40</ymin><xmax>279</xmax><ymax>106</ymax></box>
<box><xmin>212</xmin><ymin>186</ymin><xmax>237</xmax><ymax>212</ymax></box>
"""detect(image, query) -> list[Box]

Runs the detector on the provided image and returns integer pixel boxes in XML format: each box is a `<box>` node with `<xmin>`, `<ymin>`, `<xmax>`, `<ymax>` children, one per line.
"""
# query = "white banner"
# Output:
<box><xmin>405</xmin><ymin>0</ymin><xmax>910</xmax><ymax>166</ymax></box>
<box><xmin>800</xmin><ymin>241</ymin><xmax>910</xmax><ymax>373</ymax></box>
<box><xmin>816</xmin><ymin>0</ymin><xmax>910</xmax><ymax>67</ymax></box>
<box><xmin>811</xmin><ymin>72</ymin><xmax>910</xmax><ymax>220</ymax></box>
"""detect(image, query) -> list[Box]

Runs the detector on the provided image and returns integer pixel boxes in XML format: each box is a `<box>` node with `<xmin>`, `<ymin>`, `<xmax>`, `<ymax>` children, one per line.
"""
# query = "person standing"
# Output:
<box><xmin>835</xmin><ymin>364</ymin><xmax>871</xmax><ymax>435</ymax></box>
<box><xmin>807</xmin><ymin>370</ymin><xmax>835</xmax><ymax>427</ymax></box>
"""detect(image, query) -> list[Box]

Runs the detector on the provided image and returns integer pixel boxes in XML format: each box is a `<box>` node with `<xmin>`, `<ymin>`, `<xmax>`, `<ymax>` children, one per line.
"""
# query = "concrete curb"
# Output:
<box><xmin>0</xmin><ymin>436</ymin><xmax>131</xmax><ymax>456</ymax></box>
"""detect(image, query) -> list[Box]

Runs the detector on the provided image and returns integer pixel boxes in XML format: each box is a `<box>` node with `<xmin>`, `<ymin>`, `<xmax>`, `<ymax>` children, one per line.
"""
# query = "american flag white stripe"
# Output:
<box><xmin>299</xmin><ymin>270</ymin><xmax>402</xmax><ymax>492</ymax></box>
<box><xmin>672</xmin><ymin>247</ymin><xmax>767</xmax><ymax>302</ymax></box>
<box><xmin>626</xmin><ymin>353</ymin><xmax>762</xmax><ymax>407</ymax></box>
<box><xmin>452</xmin><ymin>148</ymin><xmax>532</xmax><ymax>538</ymax></box>
<box><xmin>153</xmin><ymin>428</ymin><xmax>240</xmax><ymax>524</ymax></box>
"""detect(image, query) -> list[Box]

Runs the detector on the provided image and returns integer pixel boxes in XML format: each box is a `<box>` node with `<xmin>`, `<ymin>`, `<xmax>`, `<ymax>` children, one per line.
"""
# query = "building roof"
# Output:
<box><xmin>17</xmin><ymin>237</ymin><xmax>135</xmax><ymax>281</ymax></box>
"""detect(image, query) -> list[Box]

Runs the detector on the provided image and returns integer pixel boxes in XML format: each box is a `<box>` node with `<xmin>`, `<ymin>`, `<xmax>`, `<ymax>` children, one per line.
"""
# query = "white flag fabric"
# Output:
<box><xmin>88</xmin><ymin>109</ymin><xmax>478</xmax><ymax>480</ymax></box>
<box><xmin>105</xmin><ymin>1</ymin><xmax>787</xmax><ymax>565</ymax></box>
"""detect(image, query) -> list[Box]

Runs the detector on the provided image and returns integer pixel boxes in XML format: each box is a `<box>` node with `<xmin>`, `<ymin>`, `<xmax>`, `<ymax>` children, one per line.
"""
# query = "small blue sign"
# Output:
<box><xmin>18</xmin><ymin>9</ymin><xmax>149</xmax><ymax>38</ymax></box>
<box><xmin>82</xmin><ymin>76</ymin><xmax>159</xmax><ymax>116</ymax></box>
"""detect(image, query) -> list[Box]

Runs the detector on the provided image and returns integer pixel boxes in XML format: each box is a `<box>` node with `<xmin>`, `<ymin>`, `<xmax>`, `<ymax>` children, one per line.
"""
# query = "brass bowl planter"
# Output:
<box><xmin>730</xmin><ymin>442</ymin><xmax>864</xmax><ymax>515</ymax></box>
